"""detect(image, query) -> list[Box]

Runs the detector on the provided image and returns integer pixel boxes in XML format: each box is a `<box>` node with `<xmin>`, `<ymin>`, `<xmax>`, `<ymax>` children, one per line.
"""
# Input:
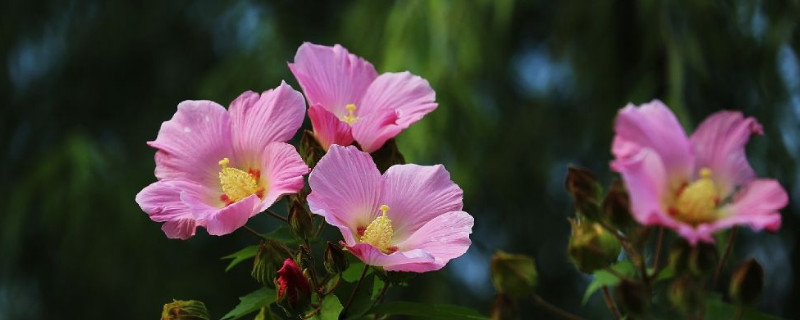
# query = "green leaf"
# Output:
<box><xmin>222</xmin><ymin>245</ymin><xmax>259</xmax><ymax>272</ymax></box>
<box><xmin>312</xmin><ymin>295</ymin><xmax>343</xmax><ymax>320</ymax></box>
<box><xmin>369</xmin><ymin>302</ymin><xmax>489</xmax><ymax>320</ymax></box>
<box><xmin>704</xmin><ymin>296</ymin><xmax>782</xmax><ymax>320</ymax></box>
<box><xmin>220</xmin><ymin>287</ymin><xmax>276</xmax><ymax>320</ymax></box>
<box><xmin>371</xmin><ymin>276</ymin><xmax>386</xmax><ymax>300</ymax></box>
<box><xmin>582</xmin><ymin>260</ymin><xmax>635</xmax><ymax>304</ymax></box>
<box><xmin>342</xmin><ymin>262</ymin><xmax>368</xmax><ymax>283</ymax></box>
<box><xmin>653</xmin><ymin>265</ymin><xmax>675</xmax><ymax>283</ymax></box>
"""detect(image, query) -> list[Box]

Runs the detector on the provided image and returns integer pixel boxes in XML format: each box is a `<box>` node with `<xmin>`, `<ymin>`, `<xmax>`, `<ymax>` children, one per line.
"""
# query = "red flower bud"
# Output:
<box><xmin>275</xmin><ymin>258</ymin><xmax>311</xmax><ymax>316</ymax></box>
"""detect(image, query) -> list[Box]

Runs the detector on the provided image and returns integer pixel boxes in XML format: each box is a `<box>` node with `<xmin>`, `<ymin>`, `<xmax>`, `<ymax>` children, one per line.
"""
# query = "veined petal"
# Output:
<box><xmin>307</xmin><ymin>145</ymin><xmax>382</xmax><ymax>243</ymax></box>
<box><xmin>612</xmin><ymin>100</ymin><xmax>694</xmax><ymax>187</ymax></box>
<box><xmin>394</xmin><ymin>211</ymin><xmax>473</xmax><ymax>272</ymax></box>
<box><xmin>203</xmin><ymin>194</ymin><xmax>261</xmax><ymax>236</ymax></box>
<box><xmin>308</xmin><ymin>103</ymin><xmax>354</xmax><ymax>150</ymax></box>
<box><xmin>288</xmin><ymin>43</ymin><xmax>378</xmax><ymax>117</ymax></box>
<box><xmin>257</xmin><ymin>142</ymin><xmax>310</xmax><ymax>212</ymax></box>
<box><xmin>711</xmin><ymin>179</ymin><xmax>786</xmax><ymax>233</ymax></box>
<box><xmin>611</xmin><ymin>149</ymin><xmax>680</xmax><ymax>229</ymax></box>
<box><xmin>690</xmin><ymin>111</ymin><xmax>763</xmax><ymax>196</ymax></box>
<box><xmin>346</xmin><ymin>243</ymin><xmax>436</xmax><ymax>270</ymax></box>
<box><xmin>148</xmin><ymin>100</ymin><xmax>233</xmax><ymax>186</ymax></box>
<box><xmin>229</xmin><ymin>82</ymin><xmax>306</xmax><ymax>164</ymax></box>
<box><xmin>352</xmin><ymin>72</ymin><xmax>437</xmax><ymax>152</ymax></box>
<box><xmin>380</xmin><ymin>164</ymin><xmax>463</xmax><ymax>238</ymax></box>
<box><xmin>136</xmin><ymin>180</ymin><xmax>208</xmax><ymax>239</ymax></box>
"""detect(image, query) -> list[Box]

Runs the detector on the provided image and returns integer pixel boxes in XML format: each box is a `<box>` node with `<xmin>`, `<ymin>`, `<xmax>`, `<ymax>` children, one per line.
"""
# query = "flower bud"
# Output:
<box><xmin>299</xmin><ymin>129</ymin><xmax>324</xmax><ymax>168</ymax></box>
<box><xmin>161</xmin><ymin>300</ymin><xmax>210</xmax><ymax>320</ymax></box>
<box><xmin>370</xmin><ymin>139</ymin><xmax>406</xmax><ymax>173</ymax></box>
<box><xmin>565</xmin><ymin>166</ymin><xmax>603</xmax><ymax>221</ymax></box>
<box><xmin>275</xmin><ymin>258</ymin><xmax>312</xmax><ymax>316</ymax></box>
<box><xmin>251</xmin><ymin>239</ymin><xmax>292</xmax><ymax>287</ymax></box>
<box><xmin>729</xmin><ymin>258</ymin><xmax>764</xmax><ymax>305</ymax></box>
<box><xmin>323</xmin><ymin>242</ymin><xmax>349</xmax><ymax>274</ymax></box>
<box><xmin>490</xmin><ymin>251</ymin><xmax>538</xmax><ymax>299</ymax></box>
<box><xmin>491</xmin><ymin>293</ymin><xmax>519</xmax><ymax>320</ymax></box>
<box><xmin>615</xmin><ymin>279</ymin><xmax>649</xmax><ymax>317</ymax></box>
<box><xmin>668</xmin><ymin>276</ymin><xmax>705</xmax><ymax>314</ymax></box>
<box><xmin>567</xmin><ymin>218</ymin><xmax>621</xmax><ymax>273</ymax></box>
<box><xmin>603</xmin><ymin>178</ymin><xmax>634</xmax><ymax>228</ymax></box>
<box><xmin>288</xmin><ymin>200</ymin><xmax>313</xmax><ymax>240</ymax></box>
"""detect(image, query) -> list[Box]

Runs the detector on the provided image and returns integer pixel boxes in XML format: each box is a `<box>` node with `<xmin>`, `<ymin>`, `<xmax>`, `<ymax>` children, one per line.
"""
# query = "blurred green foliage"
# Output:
<box><xmin>2</xmin><ymin>0</ymin><xmax>799</xmax><ymax>319</ymax></box>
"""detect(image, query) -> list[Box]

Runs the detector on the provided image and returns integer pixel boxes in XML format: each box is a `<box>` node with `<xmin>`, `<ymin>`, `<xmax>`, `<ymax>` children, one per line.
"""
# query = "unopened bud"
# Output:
<box><xmin>603</xmin><ymin>178</ymin><xmax>634</xmax><ymax>228</ymax></box>
<box><xmin>615</xmin><ymin>280</ymin><xmax>649</xmax><ymax>317</ymax></box>
<box><xmin>668</xmin><ymin>276</ymin><xmax>704</xmax><ymax>313</ymax></box>
<box><xmin>323</xmin><ymin>242</ymin><xmax>349</xmax><ymax>274</ymax></box>
<box><xmin>490</xmin><ymin>251</ymin><xmax>538</xmax><ymax>299</ymax></box>
<box><xmin>299</xmin><ymin>129</ymin><xmax>325</xmax><ymax>168</ymax></box>
<box><xmin>288</xmin><ymin>200</ymin><xmax>313</xmax><ymax>240</ymax></box>
<box><xmin>567</xmin><ymin>219</ymin><xmax>621</xmax><ymax>273</ymax></box>
<box><xmin>491</xmin><ymin>293</ymin><xmax>519</xmax><ymax>320</ymax></box>
<box><xmin>161</xmin><ymin>300</ymin><xmax>210</xmax><ymax>320</ymax></box>
<box><xmin>275</xmin><ymin>258</ymin><xmax>312</xmax><ymax>316</ymax></box>
<box><xmin>729</xmin><ymin>258</ymin><xmax>764</xmax><ymax>305</ymax></box>
<box><xmin>251</xmin><ymin>240</ymin><xmax>292</xmax><ymax>287</ymax></box>
<box><xmin>370</xmin><ymin>139</ymin><xmax>406</xmax><ymax>173</ymax></box>
<box><xmin>565</xmin><ymin>166</ymin><xmax>603</xmax><ymax>221</ymax></box>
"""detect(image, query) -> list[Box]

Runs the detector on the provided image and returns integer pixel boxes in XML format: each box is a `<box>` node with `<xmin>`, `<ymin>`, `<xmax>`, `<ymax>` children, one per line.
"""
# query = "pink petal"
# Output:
<box><xmin>612</xmin><ymin>100</ymin><xmax>694</xmax><ymax>188</ymax></box>
<box><xmin>690</xmin><ymin>111</ymin><xmax>763</xmax><ymax>196</ymax></box>
<box><xmin>203</xmin><ymin>194</ymin><xmax>261</xmax><ymax>236</ymax></box>
<box><xmin>136</xmin><ymin>180</ymin><xmax>208</xmax><ymax>239</ymax></box>
<box><xmin>611</xmin><ymin>149</ymin><xmax>681</xmax><ymax>229</ymax></box>
<box><xmin>346</xmin><ymin>243</ymin><xmax>436</xmax><ymax>271</ymax></box>
<box><xmin>257</xmin><ymin>142</ymin><xmax>310</xmax><ymax>212</ymax></box>
<box><xmin>394</xmin><ymin>211</ymin><xmax>473</xmax><ymax>272</ymax></box>
<box><xmin>229</xmin><ymin>82</ymin><xmax>306</xmax><ymax>164</ymax></box>
<box><xmin>307</xmin><ymin>145</ymin><xmax>383</xmax><ymax>244</ymax></box>
<box><xmin>288</xmin><ymin>43</ymin><xmax>378</xmax><ymax>117</ymax></box>
<box><xmin>711</xmin><ymin>179</ymin><xmax>786</xmax><ymax>233</ymax></box>
<box><xmin>308</xmin><ymin>103</ymin><xmax>354</xmax><ymax>150</ymax></box>
<box><xmin>380</xmin><ymin>164</ymin><xmax>463</xmax><ymax>238</ymax></box>
<box><xmin>148</xmin><ymin>100</ymin><xmax>233</xmax><ymax>186</ymax></box>
<box><xmin>352</xmin><ymin>72</ymin><xmax>437</xmax><ymax>152</ymax></box>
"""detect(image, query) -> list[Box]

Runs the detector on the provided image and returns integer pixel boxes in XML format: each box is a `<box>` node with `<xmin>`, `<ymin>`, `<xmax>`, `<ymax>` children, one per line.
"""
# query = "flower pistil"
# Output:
<box><xmin>218</xmin><ymin>158</ymin><xmax>264</xmax><ymax>205</ymax></box>
<box><xmin>361</xmin><ymin>205</ymin><xmax>396</xmax><ymax>253</ymax></box>
<box><xmin>672</xmin><ymin>168</ymin><xmax>719</xmax><ymax>224</ymax></box>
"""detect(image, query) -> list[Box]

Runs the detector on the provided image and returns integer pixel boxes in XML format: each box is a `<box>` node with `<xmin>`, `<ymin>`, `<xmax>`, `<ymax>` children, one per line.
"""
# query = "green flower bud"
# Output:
<box><xmin>603</xmin><ymin>178</ymin><xmax>634</xmax><ymax>228</ymax></box>
<box><xmin>370</xmin><ymin>139</ymin><xmax>406</xmax><ymax>173</ymax></box>
<box><xmin>252</xmin><ymin>239</ymin><xmax>292</xmax><ymax>287</ymax></box>
<box><xmin>668</xmin><ymin>276</ymin><xmax>705</xmax><ymax>314</ymax></box>
<box><xmin>288</xmin><ymin>200</ymin><xmax>313</xmax><ymax>240</ymax></box>
<box><xmin>729</xmin><ymin>258</ymin><xmax>764</xmax><ymax>305</ymax></box>
<box><xmin>490</xmin><ymin>251</ymin><xmax>538</xmax><ymax>299</ymax></box>
<box><xmin>615</xmin><ymin>279</ymin><xmax>649</xmax><ymax>317</ymax></box>
<box><xmin>299</xmin><ymin>129</ymin><xmax>324</xmax><ymax>168</ymax></box>
<box><xmin>565</xmin><ymin>166</ymin><xmax>604</xmax><ymax>221</ymax></box>
<box><xmin>323</xmin><ymin>242</ymin><xmax>349</xmax><ymax>274</ymax></box>
<box><xmin>161</xmin><ymin>300</ymin><xmax>210</xmax><ymax>320</ymax></box>
<box><xmin>567</xmin><ymin>218</ymin><xmax>621</xmax><ymax>273</ymax></box>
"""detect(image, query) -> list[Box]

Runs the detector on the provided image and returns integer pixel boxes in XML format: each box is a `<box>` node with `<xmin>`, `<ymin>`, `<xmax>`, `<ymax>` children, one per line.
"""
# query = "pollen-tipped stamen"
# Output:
<box><xmin>673</xmin><ymin>168</ymin><xmax>719</xmax><ymax>224</ymax></box>
<box><xmin>218</xmin><ymin>158</ymin><xmax>263</xmax><ymax>204</ymax></box>
<box><xmin>340</xmin><ymin>104</ymin><xmax>359</xmax><ymax>125</ymax></box>
<box><xmin>360</xmin><ymin>205</ymin><xmax>394</xmax><ymax>253</ymax></box>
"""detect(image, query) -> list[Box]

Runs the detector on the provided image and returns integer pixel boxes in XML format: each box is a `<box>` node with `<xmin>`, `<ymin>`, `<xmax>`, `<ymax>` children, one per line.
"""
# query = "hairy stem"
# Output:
<box><xmin>601</xmin><ymin>286</ymin><xmax>622</xmax><ymax>319</ymax></box>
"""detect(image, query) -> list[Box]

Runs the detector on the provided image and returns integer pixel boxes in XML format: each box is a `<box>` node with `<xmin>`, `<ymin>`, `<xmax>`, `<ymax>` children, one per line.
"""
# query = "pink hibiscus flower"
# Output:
<box><xmin>288</xmin><ymin>43</ymin><xmax>437</xmax><ymax>153</ymax></box>
<box><xmin>135</xmin><ymin>82</ymin><xmax>310</xmax><ymax>239</ymax></box>
<box><xmin>611</xmin><ymin>100</ymin><xmax>788</xmax><ymax>244</ymax></box>
<box><xmin>307</xmin><ymin>145</ymin><xmax>473</xmax><ymax>272</ymax></box>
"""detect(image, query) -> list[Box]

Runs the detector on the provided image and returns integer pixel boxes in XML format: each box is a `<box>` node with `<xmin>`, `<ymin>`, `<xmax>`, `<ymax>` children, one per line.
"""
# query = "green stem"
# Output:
<box><xmin>242</xmin><ymin>225</ymin><xmax>268</xmax><ymax>241</ymax></box>
<box><xmin>341</xmin><ymin>264</ymin><xmax>370</xmax><ymax>317</ymax></box>
<box><xmin>265</xmin><ymin>209</ymin><xmax>288</xmax><ymax>222</ymax></box>
<box><xmin>601</xmin><ymin>286</ymin><xmax>622</xmax><ymax>320</ymax></box>
<box><xmin>713</xmin><ymin>228</ymin><xmax>737</xmax><ymax>285</ymax></box>
<box><xmin>531</xmin><ymin>294</ymin><xmax>588</xmax><ymax>320</ymax></box>
<box><xmin>651</xmin><ymin>227</ymin><xmax>665</xmax><ymax>278</ymax></box>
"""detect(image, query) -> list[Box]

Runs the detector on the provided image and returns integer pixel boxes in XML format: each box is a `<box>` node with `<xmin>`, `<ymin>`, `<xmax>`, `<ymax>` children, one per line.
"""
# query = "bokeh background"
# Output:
<box><xmin>2</xmin><ymin>0</ymin><xmax>800</xmax><ymax>319</ymax></box>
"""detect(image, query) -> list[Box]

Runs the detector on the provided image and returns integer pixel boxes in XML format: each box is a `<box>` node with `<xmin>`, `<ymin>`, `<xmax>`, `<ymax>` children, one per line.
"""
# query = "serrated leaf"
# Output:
<box><xmin>369</xmin><ymin>302</ymin><xmax>489</xmax><ymax>320</ymax></box>
<box><xmin>220</xmin><ymin>287</ymin><xmax>275</xmax><ymax>320</ymax></box>
<box><xmin>582</xmin><ymin>260</ymin><xmax>635</xmax><ymax>304</ymax></box>
<box><xmin>311</xmin><ymin>295</ymin><xmax>343</xmax><ymax>320</ymax></box>
<box><xmin>222</xmin><ymin>245</ymin><xmax>259</xmax><ymax>272</ymax></box>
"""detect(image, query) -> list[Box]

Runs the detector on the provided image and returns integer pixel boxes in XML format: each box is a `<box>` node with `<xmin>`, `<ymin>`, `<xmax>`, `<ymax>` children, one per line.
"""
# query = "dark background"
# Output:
<box><xmin>2</xmin><ymin>0</ymin><xmax>799</xmax><ymax>319</ymax></box>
